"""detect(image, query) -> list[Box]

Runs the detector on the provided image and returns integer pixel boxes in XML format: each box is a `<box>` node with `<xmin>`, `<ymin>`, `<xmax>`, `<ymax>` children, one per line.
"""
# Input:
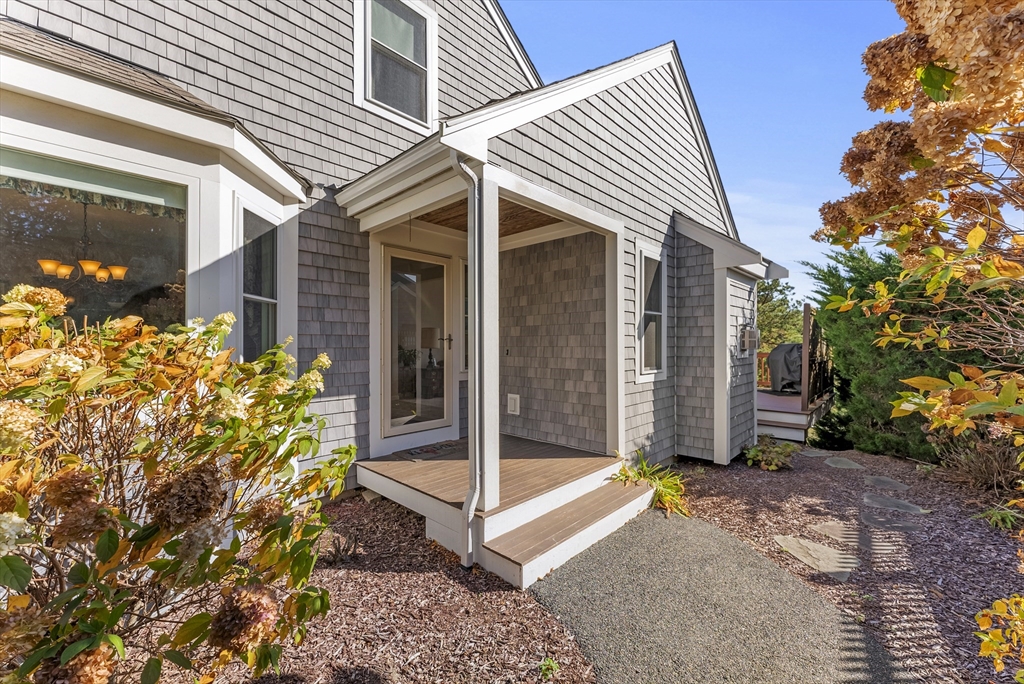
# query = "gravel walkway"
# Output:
<box><xmin>530</xmin><ymin>511</ymin><xmax>913</xmax><ymax>684</ymax></box>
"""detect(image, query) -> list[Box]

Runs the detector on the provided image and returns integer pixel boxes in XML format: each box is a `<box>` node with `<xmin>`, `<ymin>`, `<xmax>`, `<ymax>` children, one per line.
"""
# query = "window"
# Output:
<box><xmin>242</xmin><ymin>209</ymin><xmax>277</xmax><ymax>360</ymax></box>
<box><xmin>637</xmin><ymin>242</ymin><xmax>666</xmax><ymax>379</ymax></box>
<box><xmin>0</xmin><ymin>147</ymin><xmax>187</xmax><ymax>330</ymax></box>
<box><xmin>355</xmin><ymin>0</ymin><xmax>438</xmax><ymax>134</ymax></box>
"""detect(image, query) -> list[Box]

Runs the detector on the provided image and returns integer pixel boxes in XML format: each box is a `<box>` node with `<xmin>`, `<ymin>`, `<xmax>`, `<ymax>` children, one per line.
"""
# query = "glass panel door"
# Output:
<box><xmin>384</xmin><ymin>248</ymin><xmax>450</xmax><ymax>436</ymax></box>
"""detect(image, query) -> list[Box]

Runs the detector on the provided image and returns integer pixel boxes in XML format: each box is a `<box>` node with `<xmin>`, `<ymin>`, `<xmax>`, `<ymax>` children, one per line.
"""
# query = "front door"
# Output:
<box><xmin>383</xmin><ymin>247</ymin><xmax>451</xmax><ymax>437</ymax></box>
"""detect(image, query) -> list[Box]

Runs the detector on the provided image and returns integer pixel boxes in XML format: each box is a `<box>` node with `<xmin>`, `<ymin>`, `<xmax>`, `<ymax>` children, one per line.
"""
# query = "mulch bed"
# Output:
<box><xmin>227</xmin><ymin>496</ymin><xmax>595</xmax><ymax>684</ymax></box>
<box><xmin>681</xmin><ymin>449</ymin><xmax>1022</xmax><ymax>684</ymax></box>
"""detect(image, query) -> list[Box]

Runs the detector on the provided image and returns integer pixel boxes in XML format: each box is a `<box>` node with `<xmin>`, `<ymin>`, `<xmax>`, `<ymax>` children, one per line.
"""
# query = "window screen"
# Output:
<box><xmin>370</xmin><ymin>0</ymin><xmax>428</xmax><ymax>122</ymax></box>
<box><xmin>641</xmin><ymin>254</ymin><xmax>663</xmax><ymax>373</ymax></box>
<box><xmin>242</xmin><ymin>209</ymin><xmax>277</xmax><ymax>360</ymax></box>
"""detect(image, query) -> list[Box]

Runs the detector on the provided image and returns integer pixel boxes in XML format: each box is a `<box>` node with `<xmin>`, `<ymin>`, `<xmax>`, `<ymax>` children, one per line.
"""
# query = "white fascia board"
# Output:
<box><xmin>481</xmin><ymin>0</ymin><xmax>543</xmax><ymax>89</ymax></box>
<box><xmin>358</xmin><ymin>173</ymin><xmax>468</xmax><ymax>232</ymax></box>
<box><xmin>440</xmin><ymin>44</ymin><xmax>676</xmax><ymax>161</ymax></box>
<box><xmin>335</xmin><ymin>134</ymin><xmax>445</xmax><ymax>212</ymax></box>
<box><xmin>664</xmin><ymin>49</ymin><xmax>739</xmax><ymax>240</ymax></box>
<box><xmin>486</xmin><ymin>164</ymin><xmax>622</xmax><ymax>235</ymax></box>
<box><xmin>766</xmin><ymin>260</ymin><xmax>790</xmax><ymax>279</ymax></box>
<box><xmin>674</xmin><ymin>212</ymin><xmax>761</xmax><ymax>269</ymax></box>
<box><xmin>498</xmin><ymin>221</ymin><xmax>588</xmax><ymax>251</ymax></box>
<box><xmin>0</xmin><ymin>53</ymin><xmax>306</xmax><ymax>202</ymax></box>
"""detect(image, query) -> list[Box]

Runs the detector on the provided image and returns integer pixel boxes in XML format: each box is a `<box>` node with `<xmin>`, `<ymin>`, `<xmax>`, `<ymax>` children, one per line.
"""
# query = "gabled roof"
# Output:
<box><xmin>483</xmin><ymin>0</ymin><xmax>543</xmax><ymax>89</ymax></box>
<box><xmin>0</xmin><ymin>17</ymin><xmax>313</xmax><ymax>197</ymax></box>
<box><xmin>340</xmin><ymin>42</ymin><xmax>738</xmax><ymax>239</ymax></box>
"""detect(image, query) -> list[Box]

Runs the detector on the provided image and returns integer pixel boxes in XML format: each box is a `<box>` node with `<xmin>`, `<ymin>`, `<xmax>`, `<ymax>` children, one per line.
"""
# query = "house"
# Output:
<box><xmin>0</xmin><ymin>0</ymin><xmax>786</xmax><ymax>588</ymax></box>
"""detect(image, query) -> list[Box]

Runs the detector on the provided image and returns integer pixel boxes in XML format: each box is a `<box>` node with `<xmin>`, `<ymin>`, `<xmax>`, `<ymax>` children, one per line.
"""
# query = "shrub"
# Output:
<box><xmin>807</xmin><ymin>407</ymin><xmax>854</xmax><ymax>451</ymax></box>
<box><xmin>975</xmin><ymin>595</ymin><xmax>1024</xmax><ymax>682</ymax></box>
<box><xmin>0</xmin><ymin>285</ymin><xmax>353</xmax><ymax>683</ymax></box>
<box><xmin>613</xmin><ymin>451</ymin><xmax>688</xmax><ymax>516</ymax></box>
<box><xmin>744</xmin><ymin>434</ymin><xmax>799</xmax><ymax>471</ymax></box>
<box><xmin>931</xmin><ymin>432</ymin><xmax>1024</xmax><ymax>495</ymax></box>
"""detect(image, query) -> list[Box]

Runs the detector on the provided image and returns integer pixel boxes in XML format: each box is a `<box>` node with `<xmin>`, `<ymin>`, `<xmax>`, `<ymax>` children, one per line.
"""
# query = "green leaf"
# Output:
<box><xmin>172</xmin><ymin>612</ymin><xmax>212</xmax><ymax>647</ymax></box>
<box><xmin>0</xmin><ymin>555</ymin><xmax>33</xmax><ymax>592</ymax></box>
<box><xmin>900</xmin><ymin>376</ymin><xmax>952</xmax><ymax>392</ymax></box>
<box><xmin>163</xmin><ymin>649</ymin><xmax>192</xmax><ymax>670</ymax></box>
<box><xmin>74</xmin><ymin>366</ymin><xmax>107</xmax><ymax>393</ymax></box>
<box><xmin>60</xmin><ymin>637</ymin><xmax>97</xmax><ymax>666</ymax></box>
<box><xmin>999</xmin><ymin>380</ymin><xmax>1019</xmax><ymax>408</ymax></box>
<box><xmin>141</xmin><ymin>656</ymin><xmax>162</xmax><ymax>684</ymax></box>
<box><xmin>103</xmin><ymin>634</ymin><xmax>125</xmax><ymax>660</ymax></box>
<box><xmin>95</xmin><ymin>528</ymin><xmax>119</xmax><ymax>563</ymax></box>
<box><xmin>18</xmin><ymin>643</ymin><xmax>61</xmax><ymax>676</ymax></box>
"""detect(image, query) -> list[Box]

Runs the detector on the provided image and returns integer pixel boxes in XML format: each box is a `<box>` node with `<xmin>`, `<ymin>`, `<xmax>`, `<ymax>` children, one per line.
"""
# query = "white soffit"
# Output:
<box><xmin>0</xmin><ymin>53</ymin><xmax>308</xmax><ymax>202</ymax></box>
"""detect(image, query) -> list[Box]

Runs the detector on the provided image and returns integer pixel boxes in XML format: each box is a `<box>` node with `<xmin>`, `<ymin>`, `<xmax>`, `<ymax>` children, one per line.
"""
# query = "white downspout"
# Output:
<box><xmin>449</xmin><ymin>149</ymin><xmax>482</xmax><ymax>568</ymax></box>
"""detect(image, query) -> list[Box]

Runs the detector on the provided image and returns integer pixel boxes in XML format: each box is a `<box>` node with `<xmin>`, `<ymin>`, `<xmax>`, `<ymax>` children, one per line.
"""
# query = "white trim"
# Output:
<box><xmin>497</xmin><ymin>221</ymin><xmax>587</xmax><ymax>251</ymax></box>
<box><xmin>713</xmin><ymin>267</ymin><xmax>730</xmax><ymax>464</ymax></box>
<box><xmin>335</xmin><ymin>136</ymin><xmax>444</xmax><ymax>212</ymax></box>
<box><xmin>381</xmin><ymin>245</ymin><xmax>454</xmax><ymax>439</ymax></box>
<box><xmin>440</xmin><ymin>44</ymin><xmax>677</xmax><ymax>161</ymax></box>
<box><xmin>634</xmin><ymin>238</ymin><xmax>667</xmax><ymax>384</ymax></box>
<box><xmin>480</xmin><ymin>0</ymin><xmax>543</xmax><ymax>89</ymax></box>
<box><xmin>607</xmin><ymin>231</ymin><xmax>626</xmax><ymax>456</ymax></box>
<box><xmin>487</xmin><ymin>164</ymin><xmax>622</xmax><ymax>235</ymax></box>
<box><xmin>353</xmin><ymin>0</ymin><xmax>439</xmax><ymax>136</ymax></box>
<box><xmin>359</xmin><ymin>173</ymin><xmax>467</xmax><ymax>232</ymax></box>
<box><xmin>0</xmin><ymin>53</ymin><xmax>306</xmax><ymax>202</ymax></box>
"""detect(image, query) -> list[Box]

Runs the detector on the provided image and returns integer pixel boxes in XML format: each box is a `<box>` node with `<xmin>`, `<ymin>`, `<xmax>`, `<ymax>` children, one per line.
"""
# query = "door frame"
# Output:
<box><xmin>381</xmin><ymin>244</ymin><xmax>454</xmax><ymax>439</ymax></box>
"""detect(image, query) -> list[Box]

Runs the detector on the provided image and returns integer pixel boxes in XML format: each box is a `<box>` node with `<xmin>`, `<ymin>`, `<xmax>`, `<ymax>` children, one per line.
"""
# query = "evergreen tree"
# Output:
<box><xmin>756</xmin><ymin>279</ymin><xmax>803</xmax><ymax>353</ymax></box>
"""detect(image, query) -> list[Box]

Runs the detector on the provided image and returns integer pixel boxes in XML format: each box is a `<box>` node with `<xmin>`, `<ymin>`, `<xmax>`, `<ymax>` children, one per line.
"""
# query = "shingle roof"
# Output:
<box><xmin>0</xmin><ymin>17</ymin><xmax>312</xmax><ymax>194</ymax></box>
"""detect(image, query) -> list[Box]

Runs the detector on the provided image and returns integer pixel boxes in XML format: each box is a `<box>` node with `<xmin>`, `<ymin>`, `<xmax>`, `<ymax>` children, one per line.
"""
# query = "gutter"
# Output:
<box><xmin>448</xmin><ymin>149</ymin><xmax>483</xmax><ymax>569</ymax></box>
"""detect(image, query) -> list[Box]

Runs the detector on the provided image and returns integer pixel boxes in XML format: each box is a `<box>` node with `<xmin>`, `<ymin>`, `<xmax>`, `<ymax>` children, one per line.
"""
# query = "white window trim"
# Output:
<box><xmin>353</xmin><ymin>0</ymin><xmax>439</xmax><ymax>137</ymax></box>
<box><xmin>236</xmin><ymin>197</ymin><xmax>286</xmax><ymax>362</ymax></box>
<box><xmin>458</xmin><ymin>256</ymin><xmax>468</xmax><ymax>378</ymax></box>
<box><xmin>635</xmin><ymin>239</ymin><xmax>667</xmax><ymax>383</ymax></box>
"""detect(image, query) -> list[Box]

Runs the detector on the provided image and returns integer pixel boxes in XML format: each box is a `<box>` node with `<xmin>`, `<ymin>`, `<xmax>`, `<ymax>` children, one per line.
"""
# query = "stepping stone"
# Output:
<box><xmin>810</xmin><ymin>522</ymin><xmax>899</xmax><ymax>555</ymax></box>
<box><xmin>774</xmin><ymin>535</ymin><xmax>861</xmax><ymax>582</ymax></box>
<box><xmin>863</xmin><ymin>492</ymin><xmax>929</xmax><ymax>515</ymax></box>
<box><xmin>361</xmin><ymin>489</ymin><xmax>383</xmax><ymax>503</ymax></box>
<box><xmin>864</xmin><ymin>475</ymin><xmax>910</xmax><ymax>491</ymax></box>
<box><xmin>799</xmin><ymin>449</ymin><xmax>831</xmax><ymax>458</ymax></box>
<box><xmin>860</xmin><ymin>510</ymin><xmax>924</xmax><ymax>532</ymax></box>
<box><xmin>824</xmin><ymin>456</ymin><xmax>866</xmax><ymax>470</ymax></box>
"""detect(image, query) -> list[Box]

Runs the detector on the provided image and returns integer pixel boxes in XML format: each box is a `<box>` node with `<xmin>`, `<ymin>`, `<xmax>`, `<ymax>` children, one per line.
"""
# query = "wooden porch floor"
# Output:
<box><xmin>356</xmin><ymin>435</ymin><xmax>619</xmax><ymax>518</ymax></box>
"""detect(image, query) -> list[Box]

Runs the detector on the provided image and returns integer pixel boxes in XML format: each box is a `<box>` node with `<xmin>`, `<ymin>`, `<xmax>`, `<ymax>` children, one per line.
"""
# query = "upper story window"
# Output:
<box><xmin>355</xmin><ymin>0</ymin><xmax>438</xmax><ymax>135</ymax></box>
<box><xmin>636</xmin><ymin>240</ymin><xmax>667</xmax><ymax>381</ymax></box>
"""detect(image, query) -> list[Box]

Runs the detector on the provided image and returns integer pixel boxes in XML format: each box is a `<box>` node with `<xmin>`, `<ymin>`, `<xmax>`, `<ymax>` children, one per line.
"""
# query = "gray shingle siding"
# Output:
<box><xmin>488</xmin><ymin>65</ymin><xmax>730</xmax><ymax>463</ymax></box>
<box><xmin>675</xmin><ymin>236</ymin><xmax>715</xmax><ymax>460</ymax></box>
<box><xmin>3</xmin><ymin>0</ymin><xmax>534</xmax><ymax>458</ymax></box>
<box><xmin>499</xmin><ymin>232</ymin><xmax>606</xmax><ymax>454</ymax></box>
<box><xmin>728</xmin><ymin>274</ymin><xmax>756</xmax><ymax>454</ymax></box>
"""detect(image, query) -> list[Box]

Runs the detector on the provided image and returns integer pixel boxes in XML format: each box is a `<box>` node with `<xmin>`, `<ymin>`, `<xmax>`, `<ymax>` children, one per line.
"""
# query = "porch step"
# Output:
<box><xmin>481</xmin><ymin>480</ymin><xmax>654</xmax><ymax>588</ymax></box>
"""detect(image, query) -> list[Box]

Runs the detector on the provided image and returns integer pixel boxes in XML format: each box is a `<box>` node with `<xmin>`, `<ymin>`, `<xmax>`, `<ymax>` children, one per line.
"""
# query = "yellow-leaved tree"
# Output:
<box><xmin>814</xmin><ymin>1</ymin><xmax>1024</xmax><ymax>679</ymax></box>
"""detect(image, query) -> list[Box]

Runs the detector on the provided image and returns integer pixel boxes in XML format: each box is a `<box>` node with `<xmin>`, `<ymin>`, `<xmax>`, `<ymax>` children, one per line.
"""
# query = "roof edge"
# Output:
<box><xmin>482</xmin><ymin>0</ymin><xmax>543</xmax><ymax>89</ymax></box>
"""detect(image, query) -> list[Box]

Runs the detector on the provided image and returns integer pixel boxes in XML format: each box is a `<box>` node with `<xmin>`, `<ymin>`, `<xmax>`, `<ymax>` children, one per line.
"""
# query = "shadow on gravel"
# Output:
<box><xmin>530</xmin><ymin>512</ymin><xmax>913</xmax><ymax>684</ymax></box>
<box><xmin>253</xmin><ymin>666</ymin><xmax>386</xmax><ymax>683</ymax></box>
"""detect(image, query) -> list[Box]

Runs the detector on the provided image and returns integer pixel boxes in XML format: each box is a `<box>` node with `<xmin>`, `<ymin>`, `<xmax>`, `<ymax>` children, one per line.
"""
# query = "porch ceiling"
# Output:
<box><xmin>416</xmin><ymin>197</ymin><xmax>562</xmax><ymax>237</ymax></box>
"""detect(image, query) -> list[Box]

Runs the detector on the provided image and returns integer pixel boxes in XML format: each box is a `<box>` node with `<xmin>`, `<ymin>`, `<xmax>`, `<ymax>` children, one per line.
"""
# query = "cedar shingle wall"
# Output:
<box><xmin>1</xmin><ymin>0</ymin><xmax>533</xmax><ymax>457</ymax></box>
<box><xmin>489</xmin><ymin>65</ymin><xmax>729</xmax><ymax>463</ymax></box>
<box><xmin>499</xmin><ymin>232</ymin><xmax>606</xmax><ymax>454</ymax></box>
<box><xmin>728</xmin><ymin>274</ymin><xmax>757</xmax><ymax>453</ymax></box>
<box><xmin>675</xmin><ymin>236</ymin><xmax>715</xmax><ymax>460</ymax></box>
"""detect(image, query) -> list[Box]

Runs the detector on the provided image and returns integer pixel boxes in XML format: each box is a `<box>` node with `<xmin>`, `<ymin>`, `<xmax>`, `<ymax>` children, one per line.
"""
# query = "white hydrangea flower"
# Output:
<box><xmin>1</xmin><ymin>284</ymin><xmax>35</xmax><ymax>304</ymax></box>
<box><xmin>0</xmin><ymin>512</ymin><xmax>28</xmax><ymax>556</ymax></box>
<box><xmin>212</xmin><ymin>393</ymin><xmax>247</xmax><ymax>421</ymax></box>
<box><xmin>295</xmin><ymin>370</ymin><xmax>325</xmax><ymax>393</ymax></box>
<box><xmin>208</xmin><ymin>312</ymin><xmax>236</xmax><ymax>334</ymax></box>
<box><xmin>0</xmin><ymin>401</ymin><xmax>36</xmax><ymax>453</ymax></box>
<box><xmin>311</xmin><ymin>353</ymin><xmax>332</xmax><ymax>371</ymax></box>
<box><xmin>40</xmin><ymin>351</ymin><xmax>87</xmax><ymax>378</ymax></box>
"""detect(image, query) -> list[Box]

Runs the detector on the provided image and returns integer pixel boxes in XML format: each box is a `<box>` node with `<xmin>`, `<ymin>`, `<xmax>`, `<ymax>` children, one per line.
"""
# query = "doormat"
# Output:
<box><xmin>398</xmin><ymin>440</ymin><xmax>467</xmax><ymax>462</ymax></box>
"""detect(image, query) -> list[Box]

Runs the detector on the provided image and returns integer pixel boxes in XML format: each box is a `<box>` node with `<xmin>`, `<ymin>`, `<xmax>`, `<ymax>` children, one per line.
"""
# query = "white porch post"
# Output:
<box><xmin>474</xmin><ymin>169</ymin><xmax>501</xmax><ymax>510</ymax></box>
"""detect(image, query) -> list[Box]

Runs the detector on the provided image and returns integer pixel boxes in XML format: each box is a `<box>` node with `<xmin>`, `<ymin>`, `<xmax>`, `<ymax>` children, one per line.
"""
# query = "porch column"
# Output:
<box><xmin>471</xmin><ymin>171</ymin><xmax>501</xmax><ymax>510</ymax></box>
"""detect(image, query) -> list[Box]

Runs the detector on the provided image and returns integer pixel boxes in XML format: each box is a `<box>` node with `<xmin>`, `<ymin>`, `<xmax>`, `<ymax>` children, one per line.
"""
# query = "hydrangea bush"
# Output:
<box><xmin>0</xmin><ymin>285</ymin><xmax>353</xmax><ymax>683</ymax></box>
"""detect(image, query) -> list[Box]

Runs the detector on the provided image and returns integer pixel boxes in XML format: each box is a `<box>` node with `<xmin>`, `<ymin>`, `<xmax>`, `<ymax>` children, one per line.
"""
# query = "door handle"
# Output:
<box><xmin>443</xmin><ymin>334</ymin><xmax>453</xmax><ymax>350</ymax></box>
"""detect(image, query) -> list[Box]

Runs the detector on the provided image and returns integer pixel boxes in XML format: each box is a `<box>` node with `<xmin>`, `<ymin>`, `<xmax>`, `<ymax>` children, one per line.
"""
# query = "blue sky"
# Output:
<box><xmin>500</xmin><ymin>0</ymin><xmax>907</xmax><ymax>299</ymax></box>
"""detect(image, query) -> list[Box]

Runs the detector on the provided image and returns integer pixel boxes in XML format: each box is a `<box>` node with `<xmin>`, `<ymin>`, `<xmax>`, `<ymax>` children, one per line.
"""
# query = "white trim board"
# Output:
<box><xmin>0</xmin><ymin>53</ymin><xmax>306</xmax><ymax>202</ymax></box>
<box><xmin>481</xmin><ymin>0</ymin><xmax>543</xmax><ymax>90</ymax></box>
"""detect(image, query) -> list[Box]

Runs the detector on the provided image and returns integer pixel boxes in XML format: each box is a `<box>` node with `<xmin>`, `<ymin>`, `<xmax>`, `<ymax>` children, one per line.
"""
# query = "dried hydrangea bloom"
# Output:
<box><xmin>208</xmin><ymin>585</ymin><xmax>280</xmax><ymax>654</ymax></box>
<box><xmin>0</xmin><ymin>605</ymin><xmax>50</xmax><ymax>666</ymax></box>
<box><xmin>211</xmin><ymin>392</ymin><xmax>247</xmax><ymax>422</ymax></box>
<box><xmin>40</xmin><ymin>351</ymin><xmax>87</xmax><ymax>378</ymax></box>
<box><xmin>23</xmin><ymin>287</ymin><xmax>67</xmax><ymax>317</ymax></box>
<box><xmin>43</xmin><ymin>470</ymin><xmax>100</xmax><ymax>509</ymax></box>
<box><xmin>51</xmin><ymin>503</ymin><xmax>115</xmax><ymax>548</ymax></box>
<box><xmin>146</xmin><ymin>461</ymin><xmax>226</xmax><ymax>532</ymax></box>
<box><xmin>0</xmin><ymin>512</ymin><xmax>27</xmax><ymax>556</ymax></box>
<box><xmin>0</xmin><ymin>401</ymin><xmax>36</xmax><ymax>453</ymax></box>
<box><xmin>244</xmin><ymin>497</ymin><xmax>284</xmax><ymax>534</ymax></box>
<box><xmin>266</xmin><ymin>377</ymin><xmax>293</xmax><ymax>396</ymax></box>
<box><xmin>176</xmin><ymin>519</ymin><xmax>226</xmax><ymax>565</ymax></box>
<box><xmin>33</xmin><ymin>642</ymin><xmax>115</xmax><ymax>684</ymax></box>
<box><xmin>862</xmin><ymin>32</ymin><xmax>934</xmax><ymax>112</ymax></box>
<box><xmin>2</xmin><ymin>284</ymin><xmax>34</xmax><ymax>304</ymax></box>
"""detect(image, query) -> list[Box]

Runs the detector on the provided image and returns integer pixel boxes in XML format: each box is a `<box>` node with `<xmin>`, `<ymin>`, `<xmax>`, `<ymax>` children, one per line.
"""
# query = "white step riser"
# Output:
<box><xmin>756</xmin><ymin>424</ymin><xmax>806</xmax><ymax>443</ymax></box>
<box><xmin>517</xmin><ymin>488</ymin><xmax>654</xmax><ymax>589</ymax></box>
<box><xmin>357</xmin><ymin>467</ymin><xmax>463</xmax><ymax>531</ymax></box>
<box><xmin>757</xmin><ymin>409</ymin><xmax>812</xmax><ymax>428</ymax></box>
<box><xmin>481</xmin><ymin>461</ymin><xmax>623</xmax><ymax>542</ymax></box>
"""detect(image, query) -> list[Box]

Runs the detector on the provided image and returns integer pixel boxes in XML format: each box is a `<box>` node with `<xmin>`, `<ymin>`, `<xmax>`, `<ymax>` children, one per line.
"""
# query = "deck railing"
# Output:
<box><xmin>756</xmin><ymin>304</ymin><xmax>834</xmax><ymax>410</ymax></box>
